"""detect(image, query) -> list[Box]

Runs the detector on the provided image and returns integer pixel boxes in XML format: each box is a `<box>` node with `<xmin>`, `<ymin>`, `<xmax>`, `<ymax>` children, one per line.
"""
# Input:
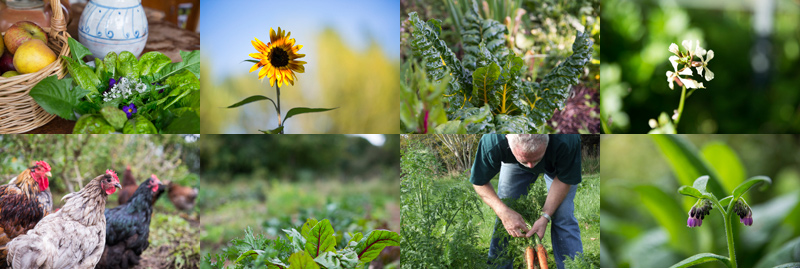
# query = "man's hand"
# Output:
<box><xmin>498</xmin><ymin>208</ymin><xmax>529</xmax><ymax>238</ymax></box>
<box><xmin>526</xmin><ymin>216</ymin><xmax>548</xmax><ymax>239</ymax></box>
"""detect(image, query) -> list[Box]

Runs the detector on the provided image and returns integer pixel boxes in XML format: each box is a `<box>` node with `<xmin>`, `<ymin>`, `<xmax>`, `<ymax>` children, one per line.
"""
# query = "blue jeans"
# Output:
<box><xmin>488</xmin><ymin>163</ymin><xmax>582</xmax><ymax>269</ymax></box>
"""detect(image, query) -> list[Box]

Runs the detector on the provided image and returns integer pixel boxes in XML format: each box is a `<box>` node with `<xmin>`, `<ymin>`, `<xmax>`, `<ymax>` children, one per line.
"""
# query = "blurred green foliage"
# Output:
<box><xmin>601</xmin><ymin>0</ymin><xmax>800</xmax><ymax>133</ymax></box>
<box><xmin>600</xmin><ymin>135</ymin><xmax>800</xmax><ymax>267</ymax></box>
<box><xmin>0</xmin><ymin>134</ymin><xmax>199</xmax><ymax>195</ymax></box>
<box><xmin>200</xmin><ymin>135</ymin><xmax>398</xmax><ymax>180</ymax></box>
<box><xmin>201</xmin><ymin>29</ymin><xmax>399</xmax><ymax>134</ymax></box>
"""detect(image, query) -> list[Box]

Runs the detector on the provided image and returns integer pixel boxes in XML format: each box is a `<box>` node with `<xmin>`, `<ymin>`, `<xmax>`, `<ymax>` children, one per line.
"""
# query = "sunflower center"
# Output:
<box><xmin>270</xmin><ymin>48</ymin><xmax>290</xmax><ymax>68</ymax></box>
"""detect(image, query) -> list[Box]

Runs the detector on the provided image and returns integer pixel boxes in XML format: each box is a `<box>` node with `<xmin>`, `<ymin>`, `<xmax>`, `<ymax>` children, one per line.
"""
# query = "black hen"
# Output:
<box><xmin>95</xmin><ymin>175</ymin><xmax>162</xmax><ymax>269</ymax></box>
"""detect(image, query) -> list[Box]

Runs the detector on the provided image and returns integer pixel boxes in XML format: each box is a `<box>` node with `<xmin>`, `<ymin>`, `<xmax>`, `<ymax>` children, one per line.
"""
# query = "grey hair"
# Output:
<box><xmin>507</xmin><ymin>134</ymin><xmax>549</xmax><ymax>154</ymax></box>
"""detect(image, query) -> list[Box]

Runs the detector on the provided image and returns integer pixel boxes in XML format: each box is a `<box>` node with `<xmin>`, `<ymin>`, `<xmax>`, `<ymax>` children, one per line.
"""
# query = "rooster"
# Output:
<box><xmin>95</xmin><ymin>175</ymin><xmax>161</xmax><ymax>269</ymax></box>
<box><xmin>116</xmin><ymin>166</ymin><xmax>137</xmax><ymax>205</ymax></box>
<box><xmin>0</xmin><ymin>161</ymin><xmax>53</xmax><ymax>266</ymax></box>
<box><xmin>7</xmin><ymin>170</ymin><xmax>121</xmax><ymax>269</ymax></box>
<box><xmin>167</xmin><ymin>181</ymin><xmax>197</xmax><ymax>211</ymax></box>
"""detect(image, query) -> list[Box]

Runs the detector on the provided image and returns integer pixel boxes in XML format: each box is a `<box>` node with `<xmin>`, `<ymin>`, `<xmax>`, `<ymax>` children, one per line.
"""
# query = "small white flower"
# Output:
<box><xmin>682</xmin><ymin>40</ymin><xmax>694</xmax><ymax>56</ymax></box>
<box><xmin>696</xmin><ymin>50</ymin><xmax>714</xmax><ymax>81</ymax></box>
<box><xmin>666</xmin><ymin>61</ymin><xmax>692</xmax><ymax>90</ymax></box>
<box><xmin>669</xmin><ymin>43</ymin><xmax>680</xmax><ymax>56</ymax></box>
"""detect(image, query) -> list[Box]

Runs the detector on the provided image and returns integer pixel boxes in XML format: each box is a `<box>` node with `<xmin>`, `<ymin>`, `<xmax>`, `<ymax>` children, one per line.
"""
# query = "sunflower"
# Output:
<box><xmin>249</xmin><ymin>27</ymin><xmax>307</xmax><ymax>87</ymax></box>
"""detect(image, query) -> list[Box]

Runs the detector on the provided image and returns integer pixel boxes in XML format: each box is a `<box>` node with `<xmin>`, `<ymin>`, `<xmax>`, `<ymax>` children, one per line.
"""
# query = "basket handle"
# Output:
<box><xmin>49</xmin><ymin>0</ymin><xmax>66</xmax><ymax>37</ymax></box>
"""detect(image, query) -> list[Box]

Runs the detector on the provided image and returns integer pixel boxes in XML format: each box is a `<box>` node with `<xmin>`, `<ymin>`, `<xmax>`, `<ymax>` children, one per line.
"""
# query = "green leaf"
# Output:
<box><xmin>260</xmin><ymin>126</ymin><xmax>284</xmax><ymax>134</ymax></box>
<box><xmin>732</xmin><ymin>176</ymin><xmax>772</xmax><ymax>202</ymax></box>
<box><xmin>756</xmin><ymin>237</ymin><xmax>800</xmax><ymax>268</ymax></box>
<box><xmin>670</xmin><ymin>253</ymin><xmax>731</xmax><ymax>268</ymax></box>
<box><xmin>155</xmin><ymin>50</ymin><xmax>200</xmax><ymax>81</ymax></box>
<box><xmin>227</xmin><ymin>95</ymin><xmax>277</xmax><ymax>109</ymax></box>
<box><xmin>692</xmin><ymin>176</ymin><xmax>709</xmax><ymax>193</ymax></box>
<box><xmin>283</xmin><ymin>107</ymin><xmax>337</xmax><ymax>124</ymax></box>
<box><xmin>314</xmin><ymin>249</ymin><xmax>358</xmax><ymax>269</ymax></box>
<box><xmin>634</xmin><ymin>185</ymin><xmax>696</xmax><ymax>253</ymax></box>
<box><xmin>61</xmin><ymin>55</ymin><xmax>101</xmax><ymax>95</ymax></box>
<box><xmin>433</xmin><ymin>120</ymin><xmax>467</xmax><ymax>134</ymax></box>
<box><xmin>67</xmin><ymin>37</ymin><xmax>93</xmax><ymax>63</ymax></box>
<box><xmin>471</xmin><ymin>62</ymin><xmax>500</xmax><ymax>106</ymax></box>
<box><xmin>719</xmin><ymin>196</ymin><xmax>733</xmax><ymax>207</ymax></box>
<box><xmin>104</xmin><ymin>52</ymin><xmax>118</xmax><ymax>78</ymax></box>
<box><xmin>122</xmin><ymin>115</ymin><xmax>157</xmax><ymax>134</ymax></box>
<box><xmin>304</xmin><ymin>219</ymin><xmax>336</xmax><ymax>258</ymax></box>
<box><xmin>243</xmin><ymin>59</ymin><xmax>259</xmax><ymax>64</ymax></box>
<box><xmin>287</xmin><ymin>251</ymin><xmax>320</xmax><ymax>269</ymax></box>
<box><xmin>651</xmin><ymin>135</ymin><xmax>726</xmax><ymax>197</ymax></box>
<box><xmin>116</xmin><ymin>51</ymin><xmax>140</xmax><ymax>79</ymax></box>
<box><xmin>678</xmin><ymin>186</ymin><xmax>703</xmax><ymax>199</ymax></box>
<box><xmin>29</xmin><ymin>76</ymin><xmax>90</xmax><ymax>121</ymax></box>
<box><xmin>300</xmin><ymin>218</ymin><xmax>319</xmax><ymax>239</ymax></box>
<box><xmin>354</xmin><ymin>230</ymin><xmax>400</xmax><ymax>264</ymax></box>
<box><xmin>137</xmin><ymin>51</ymin><xmax>172</xmax><ymax>77</ymax></box>
<box><xmin>100</xmin><ymin>106</ymin><xmax>127</xmax><ymax>130</ymax></box>
<box><xmin>235</xmin><ymin>250</ymin><xmax>264</xmax><ymax>263</ymax></box>
<box><xmin>162</xmin><ymin>111</ymin><xmax>199</xmax><ymax>134</ymax></box>
<box><xmin>283</xmin><ymin>228</ymin><xmax>306</xmax><ymax>253</ymax></box>
<box><xmin>701</xmin><ymin>142</ymin><xmax>746</xmax><ymax>195</ymax></box>
<box><xmin>73</xmin><ymin>114</ymin><xmax>116</xmax><ymax>134</ymax></box>
<box><xmin>775</xmin><ymin>262</ymin><xmax>800</xmax><ymax>268</ymax></box>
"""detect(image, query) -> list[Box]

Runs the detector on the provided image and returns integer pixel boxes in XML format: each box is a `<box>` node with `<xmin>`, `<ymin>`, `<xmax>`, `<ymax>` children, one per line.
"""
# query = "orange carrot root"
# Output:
<box><xmin>526</xmin><ymin>246</ymin><xmax>535</xmax><ymax>269</ymax></box>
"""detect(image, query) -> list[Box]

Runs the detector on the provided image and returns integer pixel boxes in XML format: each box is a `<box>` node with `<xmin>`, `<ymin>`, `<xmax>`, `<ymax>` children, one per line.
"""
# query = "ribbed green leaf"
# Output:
<box><xmin>471</xmin><ymin>62</ymin><xmax>500</xmax><ymax>106</ymax></box>
<box><xmin>287</xmin><ymin>251</ymin><xmax>320</xmax><ymax>269</ymax></box>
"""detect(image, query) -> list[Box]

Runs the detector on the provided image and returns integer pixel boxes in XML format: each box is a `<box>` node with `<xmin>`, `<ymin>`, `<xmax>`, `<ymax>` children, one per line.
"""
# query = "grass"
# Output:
<box><xmin>199</xmin><ymin>175</ymin><xmax>400</xmax><ymax>256</ymax></box>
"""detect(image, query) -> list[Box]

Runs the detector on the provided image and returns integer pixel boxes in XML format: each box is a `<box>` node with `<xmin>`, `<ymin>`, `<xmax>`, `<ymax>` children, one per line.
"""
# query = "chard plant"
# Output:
<box><xmin>649</xmin><ymin>40</ymin><xmax>714</xmax><ymax>134</ymax></box>
<box><xmin>204</xmin><ymin>218</ymin><xmax>399</xmax><ymax>269</ymax></box>
<box><xmin>406</xmin><ymin>0</ymin><xmax>593</xmax><ymax>133</ymax></box>
<box><xmin>672</xmin><ymin>175</ymin><xmax>771</xmax><ymax>268</ymax></box>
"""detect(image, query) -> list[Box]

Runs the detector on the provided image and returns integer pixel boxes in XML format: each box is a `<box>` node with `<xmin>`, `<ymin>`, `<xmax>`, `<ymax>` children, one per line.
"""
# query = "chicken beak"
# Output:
<box><xmin>46</xmin><ymin>172</ymin><xmax>52</xmax><ymax>177</ymax></box>
<box><xmin>114</xmin><ymin>183</ymin><xmax>122</xmax><ymax>189</ymax></box>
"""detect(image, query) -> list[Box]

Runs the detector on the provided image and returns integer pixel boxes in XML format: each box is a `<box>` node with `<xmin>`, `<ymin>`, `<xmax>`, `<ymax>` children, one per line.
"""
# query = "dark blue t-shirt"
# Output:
<box><xmin>469</xmin><ymin>134</ymin><xmax>582</xmax><ymax>185</ymax></box>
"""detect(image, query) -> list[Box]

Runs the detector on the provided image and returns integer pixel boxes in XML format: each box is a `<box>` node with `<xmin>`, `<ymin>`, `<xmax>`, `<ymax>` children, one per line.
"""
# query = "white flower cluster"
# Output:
<box><xmin>666</xmin><ymin>40</ymin><xmax>714</xmax><ymax>90</ymax></box>
<box><xmin>102</xmin><ymin>77</ymin><xmax>148</xmax><ymax>102</ymax></box>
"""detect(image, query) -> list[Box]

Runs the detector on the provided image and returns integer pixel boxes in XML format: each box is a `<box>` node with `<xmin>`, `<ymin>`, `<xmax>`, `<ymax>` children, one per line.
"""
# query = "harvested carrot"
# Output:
<box><xmin>534</xmin><ymin>234</ymin><xmax>549</xmax><ymax>269</ymax></box>
<box><xmin>526</xmin><ymin>245</ymin><xmax>535</xmax><ymax>269</ymax></box>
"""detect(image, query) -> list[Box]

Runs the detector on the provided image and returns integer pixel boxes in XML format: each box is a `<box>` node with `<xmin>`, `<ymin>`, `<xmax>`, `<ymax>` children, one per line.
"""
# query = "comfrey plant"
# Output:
<box><xmin>649</xmin><ymin>40</ymin><xmax>714</xmax><ymax>133</ymax></box>
<box><xmin>673</xmin><ymin>175</ymin><xmax>771</xmax><ymax>268</ymax></box>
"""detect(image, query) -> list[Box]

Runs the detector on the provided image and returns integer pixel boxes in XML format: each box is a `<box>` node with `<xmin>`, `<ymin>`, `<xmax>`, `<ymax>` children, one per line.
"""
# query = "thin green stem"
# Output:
<box><xmin>275</xmin><ymin>84</ymin><xmax>283</xmax><ymax>134</ymax></box>
<box><xmin>675</xmin><ymin>85</ymin><xmax>687</xmax><ymax>127</ymax></box>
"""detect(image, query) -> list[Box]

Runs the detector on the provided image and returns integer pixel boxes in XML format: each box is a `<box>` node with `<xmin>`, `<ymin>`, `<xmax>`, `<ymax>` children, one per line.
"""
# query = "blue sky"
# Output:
<box><xmin>200</xmin><ymin>0</ymin><xmax>400</xmax><ymax>80</ymax></box>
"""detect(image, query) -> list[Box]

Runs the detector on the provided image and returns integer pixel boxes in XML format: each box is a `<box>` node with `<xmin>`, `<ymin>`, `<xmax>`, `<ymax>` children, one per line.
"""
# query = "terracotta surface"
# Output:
<box><xmin>26</xmin><ymin>2</ymin><xmax>200</xmax><ymax>134</ymax></box>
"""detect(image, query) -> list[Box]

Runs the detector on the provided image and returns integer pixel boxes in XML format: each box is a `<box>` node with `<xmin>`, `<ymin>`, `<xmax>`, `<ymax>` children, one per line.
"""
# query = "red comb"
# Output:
<box><xmin>35</xmin><ymin>161</ymin><xmax>51</xmax><ymax>172</ymax></box>
<box><xmin>106</xmin><ymin>169</ymin><xmax>118</xmax><ymax>180</ymax></box>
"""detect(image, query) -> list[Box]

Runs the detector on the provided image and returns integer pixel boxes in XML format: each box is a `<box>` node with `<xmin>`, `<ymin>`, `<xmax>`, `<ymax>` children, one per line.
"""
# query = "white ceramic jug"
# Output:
<box><xmin>78</xmin><ymin>0</ymin><xmax>147</xmax><ymax>59</ymax></box>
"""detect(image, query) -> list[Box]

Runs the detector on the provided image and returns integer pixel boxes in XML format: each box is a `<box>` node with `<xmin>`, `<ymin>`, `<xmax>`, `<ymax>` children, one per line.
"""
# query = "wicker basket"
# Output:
<box><xmin>0</xmin><ymin>0</ymin><xmax>70</xmax><ymax>133</ymax></box>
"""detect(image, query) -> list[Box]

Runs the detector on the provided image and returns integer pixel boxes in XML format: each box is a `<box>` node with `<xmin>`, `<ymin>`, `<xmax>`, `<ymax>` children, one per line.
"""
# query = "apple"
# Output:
<box><xmin>2</xmin><ymin>71</ymin><xmax>19</xmax><ymax>77</ymax></box>
<box><xmin>4</xmin><ymin>21</ymin><xmax>47</xmax><ymax>55</ymax></box>
<box><xmin>13</xmin><ymin>39</ymin><xmax>56</xmax><ymax>74</ymax></box>
<box><xmin>0</xmin><ymin>33</ymin><xmax>4</xmax><ymax>55</ymax></box>
<box><xmin>0</xmin><ymin>51</ymin><xmax>13</xmax><ymax>73</ymax></box>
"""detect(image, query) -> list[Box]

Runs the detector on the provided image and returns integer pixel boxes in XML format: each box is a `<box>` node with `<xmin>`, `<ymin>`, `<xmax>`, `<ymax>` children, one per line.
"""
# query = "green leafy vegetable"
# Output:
<box><xmin>116</xmin><ymin>51</ymin><xmax>141</xmax><ymax>79</ymax></box>
<box><xmin>100</xmin><ymin>106</ymin><xmax>127</xmax><ymax>130</ymax></box>
<box><xmin>123</xmin><ymin>115</ymin><xmax>157</xmax><ymax>134</ymax></box>
<box><xmin>61</xmin><ymin>56</ymin><xmax>101</xmax><ymax>96</ymax></box>
<box><xmin>28</xmin><ymin>76</ymin><xmax>90</xmax><ymax>121</ymax></box>
<box><xmin>73</xmin><ymin>114</ymin><xmax>115</xmax><ymax>134</ymax></box>
<box><xmin>407</xmin><ymin>0</ymin><xmax>593</xmax><ymax>133</ymax></box>
<box><xmin>137</xmin><ymin>51</ymin><xmax>172</xmax><ymax>77</ymax></box>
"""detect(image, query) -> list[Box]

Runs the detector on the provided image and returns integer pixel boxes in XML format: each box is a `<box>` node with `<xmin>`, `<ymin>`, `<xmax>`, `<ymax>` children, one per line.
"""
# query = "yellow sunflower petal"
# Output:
<box><xmin>270</xmin><ymin>28</ymin><xmax>277</xmax><ymax>43</ymax></box>
<box><xmin>249</xmin><ymin>53</ymin><xmax>266</xmax><ymax>60</ymax></box>
<box><xmin>293</xmin><ymin>45</ymin><xmax>303</xmax><ymax>53</ymax></box>
<box><xmin>249</xmin><ymin>63</ymin><xmax>261</xmax><ymax>73</ymax></box>
<box><xmin>258</xmin><ymin>65</ymin><xmax>269</xmax><ymax>79</ymax></box>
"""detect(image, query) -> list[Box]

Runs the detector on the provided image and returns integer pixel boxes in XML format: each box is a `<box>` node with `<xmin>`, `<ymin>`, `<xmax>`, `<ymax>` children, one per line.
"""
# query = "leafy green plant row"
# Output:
<box><xmin>400</xmin><ymin>141</ymin><xmax>488</xmax><ymax>267</ymax></box>
<box><xmin>203</xmin><ymin>218</ymin><xmax>399</xmax><ymax>269</ymax></box>
<box><xmin>407</xmin><ymin>0</ymin><xmax>593</xmax><ymax>133</ymax></box>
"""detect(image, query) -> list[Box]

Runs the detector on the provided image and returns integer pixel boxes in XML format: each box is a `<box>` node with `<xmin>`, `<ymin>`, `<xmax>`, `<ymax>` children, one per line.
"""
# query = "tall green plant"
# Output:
<box><xmin>408</xmin><ymin>0</ymin><xmax>593</xmax><ymax>133</ymax></box>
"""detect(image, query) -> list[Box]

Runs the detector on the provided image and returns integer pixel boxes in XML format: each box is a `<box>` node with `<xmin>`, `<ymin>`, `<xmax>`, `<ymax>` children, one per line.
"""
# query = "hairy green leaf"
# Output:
<box><xmin>670</xmin><ymin>253</ymin><xmax>731</xmax><ymax>268</ymax></box>
<box><xmin>732</xmin><ymin>176</ymin><xmax>771</xmax><ymax>202</ymax></box>
<box><xmin>693</xmin><ymin>175</ymin><xmax>709</xmax><ymax>193</ymax></box>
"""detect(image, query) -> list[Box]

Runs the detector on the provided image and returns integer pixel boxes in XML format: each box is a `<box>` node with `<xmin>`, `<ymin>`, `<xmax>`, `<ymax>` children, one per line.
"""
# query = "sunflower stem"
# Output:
<box><xmin>276</xmin><ymin>84</ymin><xmax>283</xmax><ymax>134</ymax></box>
